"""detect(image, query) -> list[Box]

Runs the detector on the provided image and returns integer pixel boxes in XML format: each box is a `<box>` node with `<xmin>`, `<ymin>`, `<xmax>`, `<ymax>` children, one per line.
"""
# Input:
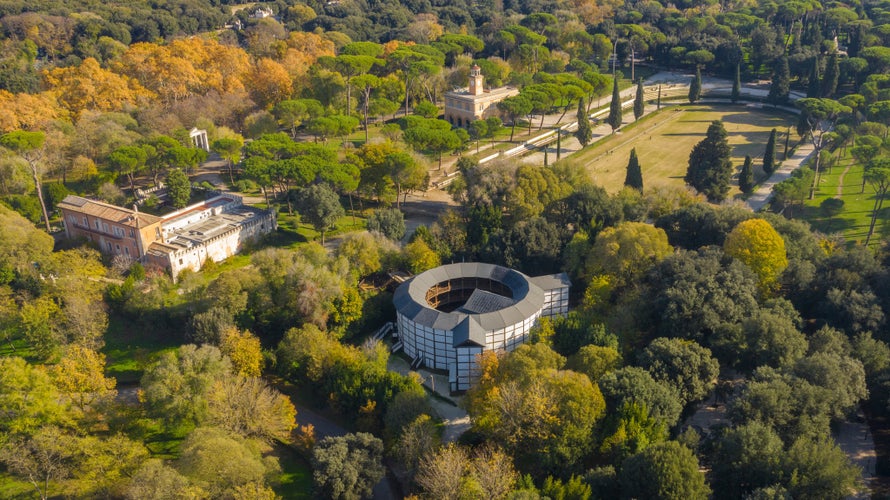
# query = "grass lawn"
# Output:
<box><xmin>795</xmin><ymin>151</ymin><xmax>890</xmax><ymax>245</ymax></box>
<box><xmin>274</xmin><ymin>444</ymin><xmax>314</xmax><ymax>499</ymax></box>
<box><xmin>103</xmin><ymin>313</ymin><xmax>180</xmax><ymax>384</ymax></box>
<box><xmin>558</xmin><ymin>104</ymin><xmax>800</xmax><ymax>196</ymax></box>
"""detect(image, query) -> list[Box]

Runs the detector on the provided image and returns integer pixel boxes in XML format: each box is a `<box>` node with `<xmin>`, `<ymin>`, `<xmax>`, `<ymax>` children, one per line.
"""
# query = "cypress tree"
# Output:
<box><xmin>739</xmin><ymin>155</ymin><xmax>755</xmax><ymax>194</ymax></box>
<box><xmin>575</xmin><ymin>98</ymin><xmax>593</xmax><ymax>146</ymax></box>
<box><xmin>731</xmin><ymin>63</ymin><xmax>741</xmax><ymax>103</ymax></box>
<box><xmin>607</xmin><ymin>76</ymin><xmax>622</xmax><ymax>131</ymax></box>
<box><xmin>685</xmin><ymin>120</ymin><xmax>733</xmax><ymax>201</ymax></box>
<box><xmin>807</xmin><ymin>57</ymin><xmax>821</xmax><ymax>98</ymax></box>
<box><xmin>784</xmin><ymin>127</ymin><xmax>791</xmax><ymax>160</ymax></box>
<box><xmin>657</xmin><ymin>85</ymin><xmax>662</xmax><ymax>110</ymax></box>
<box><xmin>822</xmin><ymin>52</ymin><xmax>839</xmax><ymax>97</ymax></box>
<box><xmin>634</xmin><ymin>79</ymin><xmax>645</xmax><ymax>121</ymax></box>
<box><xmin>767</xmin><ymin>56</ymin><xmax>790</xmax><ymax>105</ymax></box>
<box><xmin>763</xmin><ymin>128</ymin><xmax>777</xmax><ymax>174</ymax></box>
<box><xmin>688</xmin><ymin>66</ymin><xmax>702</xmax><ymax>104</ymax></box>
<box><xmin>625</xmin><ymin>147</ymin><xmax>643</xmax><ymax>191</ymax></box>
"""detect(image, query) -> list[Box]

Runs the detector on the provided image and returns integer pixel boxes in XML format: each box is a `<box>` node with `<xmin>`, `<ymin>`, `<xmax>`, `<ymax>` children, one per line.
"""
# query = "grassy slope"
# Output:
<box><xmin>559</xmin><ymin>104</ymin><xmax>799</xmax><ymax>196</ymax></box>
<box><xmin>798</xmin><ymin>151</ymin><xmax>890</xmax><ymax>245</ymax></box>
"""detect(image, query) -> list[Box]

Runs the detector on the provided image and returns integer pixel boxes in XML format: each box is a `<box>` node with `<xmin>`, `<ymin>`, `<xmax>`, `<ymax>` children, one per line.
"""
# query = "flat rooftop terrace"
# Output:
<box><xmin>152</xmin><ymin>205</ymin><xmax>268</xmax><ymax>253</ymax></box>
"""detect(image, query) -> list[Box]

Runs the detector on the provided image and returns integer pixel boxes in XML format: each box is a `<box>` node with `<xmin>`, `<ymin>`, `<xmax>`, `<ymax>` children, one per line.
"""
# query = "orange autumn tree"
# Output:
<box><xmin>0</xmin><ymin>90</ymin><xmax>63</xmax><ymax>133</ymax></box>
<box><xmin>248</xmin><ymin>58</ymin><xmax>294</xmax><ymax>109</ymax></box>
<box><xmin>43</xmin><ymin>57</ymin><xmax>153</xmax><ymax>115</ymax></box>
<box><xmin>114</xmin><ymin>38</ymin><xmax>252</xmax><ymax>106</ymax></box>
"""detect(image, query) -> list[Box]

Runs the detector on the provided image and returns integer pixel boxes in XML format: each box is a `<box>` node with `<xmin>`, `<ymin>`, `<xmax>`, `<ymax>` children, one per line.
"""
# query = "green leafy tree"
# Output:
<box><xmin>599</xmin><ymin>366</ymin><xmax>683</xmax><ymax>427</ymax></box>
<box><xmin>367</xmin><ymin>208</ymin><xmax>406</xmax><ymax>241</ymax></box>
<box><xmin>0</xmin><ymin>130</ymin><xmax>50</xmax><ymax>231</ymax></box>
<box><xmin>619</xmin><ymin>441</ymin><xmax>710</xmax><ymax>500</ymax></box>
<box><xmin>295</xmin><ymin>183</ymin><xmax>345</xmax><ymax>244</ymax></box>
<box><xmin>211</xmin><ymin>136</ymin><xmax>244</xmax><ymax>185</ymax></box>
<box><xmin>638</xmin><ymin>338</ymin><xmax>719</xmax><ymax>406</ymax></box>
<box><xmin>575</xmin><ymin>98</ymin><xmax>593</xmax><ymax>146</ymax></box>
<box><xmin>140</xmin><ymin>345</ymin><xmax>232</xmax><ymax>427</ymax></box>
<box><xmin>685</xmin><ymin>120</ymin><xmax>733</xmax><ymax>201</ymax></box>
<box><xmin>0</xmin><ymin>356</ymin><xmax>69</xmax><ymax>436</ymax></box>
<box><xmin>469</xmin><ymin>119</ymin><xmax>488</xmax><ymax>153</ymax></box>
<box><xmin>566</xmin><ymin>345</ymin><xmax>622</xmax><ymax>383</ymax></box>
<box><xmin>466</xmin><ymin>344</ymin><xmax>606</xmax><ymax>474</ymax></box>
<box><xmin>763</xmin><ymin>129</ymin><xmax>777</xmax><ymax>175</ymax></box>
<box><xmin>0</xmin><ymin>425</ymin><xmax>77</xmax><ymax>500</ymax></box>
<box><xmin>607</xmin><ymin>76</ymin><xmax>622</xmax><ymax>132</ymax></box>
<box><xmin>807</xmin><ymin>57</ymin><xmax>821</xmax><ymax>98</ymax></box>
<box><xmin>732</xmin><ymin>64</ymin><xmax>741</xmax><ymax>103</ymax></box>
<box><xmin>599</xmin><ymin>402</ymin><xmax>667</xmax><ymax>461</ymax></box>
<box><xmin>165</xmin><ymin>168</ymin><xmax>191</xmax><ymax>209</ymax></box>
<box><xmin>625</xmin><ymin>148</ymin><xmax>643</xmax><ymax>191</ymax></box>
<box><xmin>709</xmin><ymin>421</ymin><xmax>784</xmax><ymax>499</ymax></box>
<box><xmin>126</xmin><ymin>460</ymin><xmax>197</xmax><ymax>500</ymax></box>
<box><xmin>634</xmin><ymin>79</ymin><xmax>644</xmax><ymax>120</ymax></box>
<box><xmin>822</xmin><ymin>52</ymin><xmax>839</xmax><ymax>97</ymax></box>
<box><xmin>688</xmin><ymin>66</ymin><xmax>701</xmax><ymax>104</ymax></box>
<box><xmin>497</xmin><ymin>94</ymin><xmax>533</xmax><ymax>141</ymax></box>
<box><xmin>768</xmin><ymin>56</ymin><xmax>790</xmax><ymax>105</ymax></box>
<box><xmin>404</xmin><ymin>239</ymin><xmax>440</xmax><ymax>274</ymax></box>
<box><xmin>796</xmin><ymin>98</ymin><xmax>850</xmax><ymax>200</ymax></box>
<box><xmin>782</xmin><ymin>437</ymin><xmax>862</xmax><ymax>499</ymax></box>
<box><xmin>205</xmin><ymin>375</ymin><xmax>297</xmax><ymax>442</ymax></box>
<box><xmin>413</xmin><ymin>100</ymin><xmax>438</xmax><ymax>119</ymax></box>
<box><xmin>107</xmin><ymin>145</ymin><xmax>148</xmax><ymax>196</ymax></box>
<box><xmin>586</xmin><ymin>222</ymin><xmax>672</xmax><ymax>283</ymax></box>
<box><xmin>647</xmin><ymin>247</ymin><xmax>760</xmax><ymax>345</ymax></box>
<box><xmin>312</xmin><ymin>433</ymin><xmax>385</xmax><ymax>500</ymax></box>
<box><xmin>863</xmin><ymin>159</ymin><xmax>890</xmax><ymax>245</ymax></box>
<box><xmin>739</xmin><ymin>155</ymin><xmax>755</xmax><ymax>194</ymax></box>
<box><xmin>176</xmin><ymin>427</ymin><xmax>273</xmax><ymax>498</ymax></box>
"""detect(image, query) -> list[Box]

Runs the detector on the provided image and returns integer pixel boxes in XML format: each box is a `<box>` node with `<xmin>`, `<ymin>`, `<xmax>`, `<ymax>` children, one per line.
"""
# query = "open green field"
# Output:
<box><xmin>797</xmin><ymin>151</ymin><xmax>890</xmax><ymax>245</ymax></box>
<box><xmin>558</xmin><ymin>104</ymin><xmax>800</xmax><ymax>196</ymax></box>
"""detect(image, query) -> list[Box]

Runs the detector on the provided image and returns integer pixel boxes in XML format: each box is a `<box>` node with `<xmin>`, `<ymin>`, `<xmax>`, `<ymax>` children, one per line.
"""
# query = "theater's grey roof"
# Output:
<box><xmin>393</xmin><ymin>263</ymin><xmax>553</xmax><ymax>343</ymax></box>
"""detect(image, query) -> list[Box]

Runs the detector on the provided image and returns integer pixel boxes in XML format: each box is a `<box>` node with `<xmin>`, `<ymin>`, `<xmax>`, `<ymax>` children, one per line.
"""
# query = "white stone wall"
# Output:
<box><xmin>166</xmin><ymin>211</ymin><xmax>275</xmax><ymax>277</ymax></box>
<box><xmin>397</xmin><ymin>308</ymin><xmax>543</xmax><ymax>392</ymax></box>
<box><xmin>542</xmin><ymin>286</ymin><xmax>570</xmax><ymax>317</ymax></box>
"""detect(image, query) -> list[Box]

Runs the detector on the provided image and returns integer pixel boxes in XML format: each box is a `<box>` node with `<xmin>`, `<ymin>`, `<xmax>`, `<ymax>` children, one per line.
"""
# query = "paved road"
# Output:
<box><xmin>745</xmin><ymin>140</ymin><xmax>816</xmax><ymax>211</ymax></box>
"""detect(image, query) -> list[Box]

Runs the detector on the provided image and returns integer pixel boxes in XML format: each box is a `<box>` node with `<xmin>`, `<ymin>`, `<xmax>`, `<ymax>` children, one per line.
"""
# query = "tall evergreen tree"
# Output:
<box><xmin>822</xmin><ymin>52</ymin><xmax>839</xmax><ymax>97</ymax></box>
<box><xmin>688</xmin><ymin>67</ymin><xmax>702</xmax><ymax>104</ymax></box>
<box><xmin>807</xmin><ymin>57</ymin><xmax>821</xmax><ymax>98</ymax></box>
<box><xmin>634</xmin><ymin>79</ymin><xmax>645</xmax><ymax>121</ymax></box>
<box><xmin>767</xmin><ymin>56</ymin><xmax>790</xmax><ymax>105</ymax></box>
<box><xmin>685</xmin><ymin>120</ymin><xmax>733</xmax><ymax>201</ymax></box>
<box><xmin>607</xmin><ymin>77</ymin><xmax>622</xmax><ymax>132</ymax></box>
<box><xmin>731</xmin><ymin>64</ymin><xmax>741</xmax><ymax>103</ymax></box>
<box><xmin>657</xmin><ymin>85</ymin><xmax>662</xmax><ymax>109</ymax></box>
<box><xmin>739</xmin><ymin>155</ymin><xmax>755</xmax><ymax>194</ymax></box>
<box><xmin>575</xmin><ymin>98</ymin><xmax>593</xmax><ymax>147</ymax></box>
<box><xmin>763</xmin><ymin>128</ymin><xmax>777</xmax><ymax>174</ymax></box>
<box><xmin>625</xmin><ymin>148</ymin><xmax>643</xmax><ymax>190</ymax></box>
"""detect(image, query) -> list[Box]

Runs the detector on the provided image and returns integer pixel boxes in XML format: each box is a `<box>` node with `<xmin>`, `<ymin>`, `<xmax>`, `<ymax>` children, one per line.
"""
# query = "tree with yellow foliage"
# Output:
<box><xmin>465</xmin><ymin>344</ymin><xmax>606</xmax><ymax>475</ymax></box>
<box><xmin>43</xmin><ymin>58</ymin><xmax>152</xmax><ymax>115</ymax></box>
<box><xmin>50</xmin><ymin>345</ymin><xmax>116</xmax><ymax>423</ymax></box>
<box><xmin>220</xmin><ymin>327</ymin><xmax>263</xmax><ymax>377</ymax></box>
<box><xmin>247</xmin><ymin>58</ymin><xmax>293</xmax><ymax>109</ymax></box>
<box><xmin>724</xmin><ymin>218</ymin><xmax>788</xmax><ymax>291</ymax></box>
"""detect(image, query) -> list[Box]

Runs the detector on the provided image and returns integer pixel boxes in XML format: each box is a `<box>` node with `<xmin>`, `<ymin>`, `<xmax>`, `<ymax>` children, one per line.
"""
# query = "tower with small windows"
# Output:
<box><xmin>469</xmin><ymin>65</ymin><xmax>484</xmax><ymax>96</ymax></box>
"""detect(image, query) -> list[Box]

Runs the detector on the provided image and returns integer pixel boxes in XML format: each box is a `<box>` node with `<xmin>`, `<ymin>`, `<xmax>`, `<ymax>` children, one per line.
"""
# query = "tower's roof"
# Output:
<box><xmin>393</xmin><ymin>262</ymin><xmax>566</xmax><ymax>344</ymax></box>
